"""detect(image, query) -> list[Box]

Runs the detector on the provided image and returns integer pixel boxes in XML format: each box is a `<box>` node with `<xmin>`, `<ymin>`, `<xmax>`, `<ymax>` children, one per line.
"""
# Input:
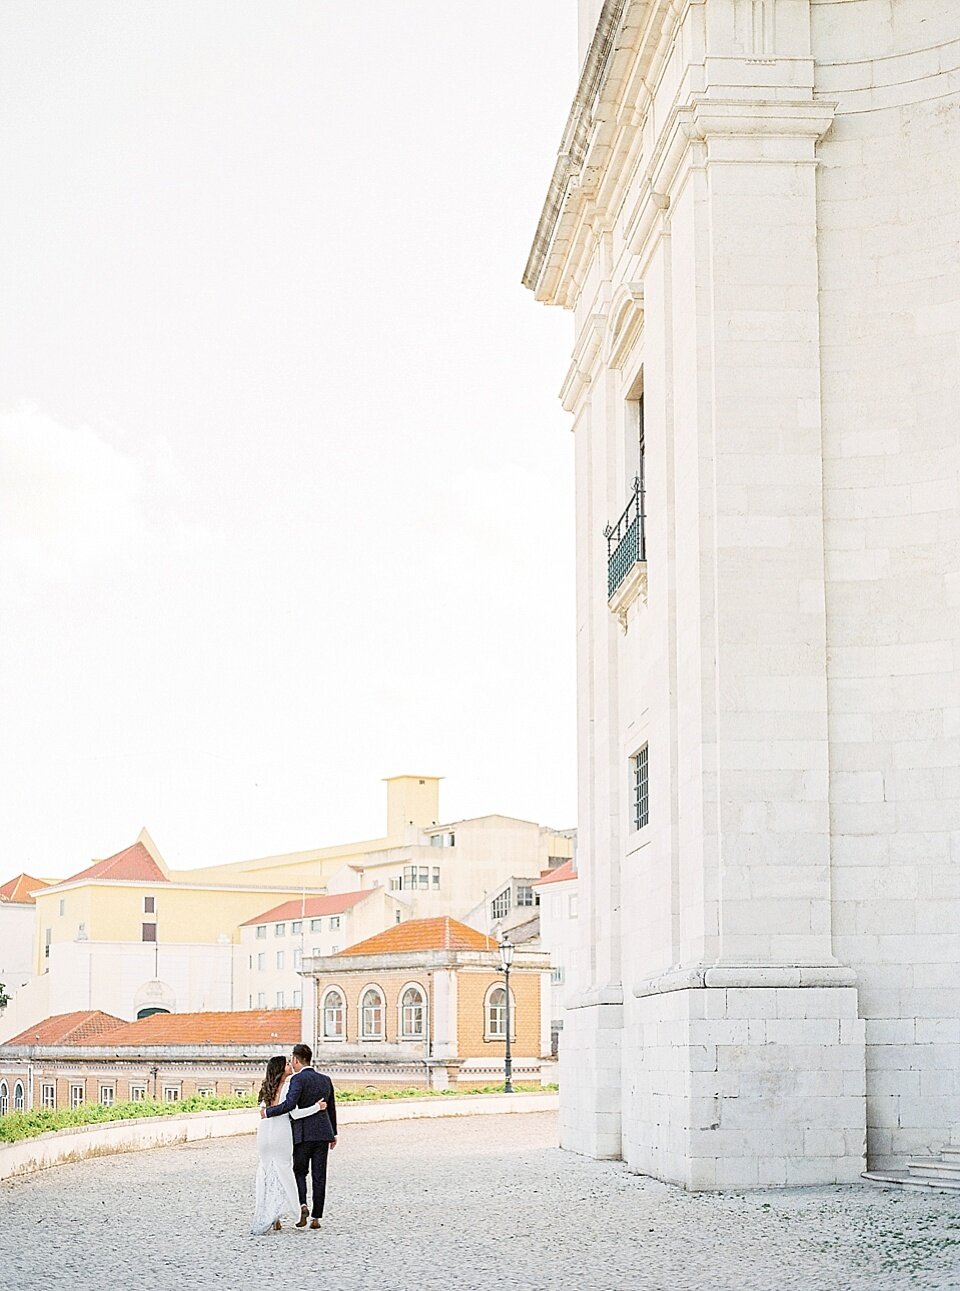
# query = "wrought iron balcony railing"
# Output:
<box><xmin>605</xmin><ymin>477</ymin><xmax>646</xmax><ymax>599</ymax></box>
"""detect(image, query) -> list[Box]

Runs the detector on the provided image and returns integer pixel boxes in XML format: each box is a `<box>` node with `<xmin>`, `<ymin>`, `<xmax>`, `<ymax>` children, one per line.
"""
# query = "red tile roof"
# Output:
<box><xmin>532</xmin><ymin>859</ymin><xmax>576</xmax><ymax>886</ymax></box>
<box><xmin>3</xmin><ymin>1010</ymin><xmax>127</xmax><ymax>1046</ymax></box>
<box><xmin>94</xmin><ymin>1009</ymin><xmax>301</xmax><ymax>1047</ymax></box>
<box><xmin>0</xmin><ymin>873</ymin><xmax>51</xmax><ymax>904</ymax></box>
<box><xmin>65</xmin><ymin>840</ymin><xmax>168</xmax><ymax>886</ymax></box>
<box><xmin>340</xmin><ymin>916</ymin><xmax>496</xmax><ymax>956</ymax></box>
<box><xmin>240</xmin><ymin>891</ymin><xmax>371</xmax><ymax>926</ymax></box>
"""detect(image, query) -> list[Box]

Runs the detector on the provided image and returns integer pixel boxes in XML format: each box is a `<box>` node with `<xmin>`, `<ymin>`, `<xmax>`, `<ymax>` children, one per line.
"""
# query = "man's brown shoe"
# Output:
<box><xmin>295</xmin><ymin>1206</ymin><xmax>309</xmax><ymax>1228</ymax></box>
<box><xmin>310</xmin><ymin>1219</ymin><xmax>321</xmax><ymax>1230</ymax></box>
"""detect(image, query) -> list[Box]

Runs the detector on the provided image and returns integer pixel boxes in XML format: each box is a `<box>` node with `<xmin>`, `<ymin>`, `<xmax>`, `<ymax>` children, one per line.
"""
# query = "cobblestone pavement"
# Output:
<box><xmin>2</xmin><ymin>1113</ymin><xmax>960</xmax><ymax>1291</ymax></box>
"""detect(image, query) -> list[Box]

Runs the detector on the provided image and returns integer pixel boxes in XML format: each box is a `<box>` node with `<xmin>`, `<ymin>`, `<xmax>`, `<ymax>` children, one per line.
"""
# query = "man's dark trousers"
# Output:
<box><xmin>264</xmin><ymin>1064</ymin><xmax>337</xmax><ymax>1220</ymax></box>
<box><xmin>293</xmin><ymin>1139</ymin><xmax>330</xmax><ymax>1218</ymax></box>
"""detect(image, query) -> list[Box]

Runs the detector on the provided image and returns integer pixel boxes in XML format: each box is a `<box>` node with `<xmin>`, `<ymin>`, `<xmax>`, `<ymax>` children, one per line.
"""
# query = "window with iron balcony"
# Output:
<box><xmin>605</xmin><ymin>475</ymin><xmax>646</xmax><ymax>603</ymax></box>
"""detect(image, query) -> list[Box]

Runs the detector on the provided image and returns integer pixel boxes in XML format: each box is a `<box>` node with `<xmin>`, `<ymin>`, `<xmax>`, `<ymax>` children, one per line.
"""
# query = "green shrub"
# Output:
<box><xmin>0</xmin><ymin>1094</ymin><xmax>255</xmax><ymax>1143</ymax></box>
<box><xmin>0</xmin><ymin>1082</ymin><xmax>557</xmax><ymax>1144</ymax></box>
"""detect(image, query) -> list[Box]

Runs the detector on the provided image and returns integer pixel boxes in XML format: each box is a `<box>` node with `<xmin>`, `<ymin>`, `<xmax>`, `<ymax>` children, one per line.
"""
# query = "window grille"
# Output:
<box><xmin>632</xmin><ymin>744</ymin><xmax>649</xmax><ymax>830</ymax></box>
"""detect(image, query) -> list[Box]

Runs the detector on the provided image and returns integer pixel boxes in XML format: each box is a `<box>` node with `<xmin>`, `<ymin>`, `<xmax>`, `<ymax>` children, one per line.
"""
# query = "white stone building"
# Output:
<box><xmin>525</xmin><ymin>0</ymin><xmax>960</xmax><ymax>1188</ymax></box>
<box><xmin>232</xmin><ymin>888</ymin><xmax>408</xmax><ymax>1012</ymax></box>
<box><xmin>531</xmin><ymin>860</ymin><xmax>581</xmax><ymax>1053</ymax></box>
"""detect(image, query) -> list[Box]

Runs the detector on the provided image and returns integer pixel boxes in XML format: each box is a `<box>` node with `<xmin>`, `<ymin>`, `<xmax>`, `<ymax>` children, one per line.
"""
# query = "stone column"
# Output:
<box><xmin>624</xmin><ymin>0</ymin><xmax>866</xmax><ymax>1189</ymax></box>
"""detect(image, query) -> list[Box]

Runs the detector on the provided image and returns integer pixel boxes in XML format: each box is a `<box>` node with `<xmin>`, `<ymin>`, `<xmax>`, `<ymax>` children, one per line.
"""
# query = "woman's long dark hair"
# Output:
<box><xmin>258</xmin><ymin>1055</ymin><xmax>287</xmax><ymax>1107</ymax></box>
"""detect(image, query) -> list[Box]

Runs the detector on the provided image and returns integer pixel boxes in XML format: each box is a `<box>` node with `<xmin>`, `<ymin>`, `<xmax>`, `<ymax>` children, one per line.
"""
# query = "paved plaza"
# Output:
<box><xmin>1</xmin><ymin>1112</ymin><xmax>959</xmax><ymax>1290</ymax></box>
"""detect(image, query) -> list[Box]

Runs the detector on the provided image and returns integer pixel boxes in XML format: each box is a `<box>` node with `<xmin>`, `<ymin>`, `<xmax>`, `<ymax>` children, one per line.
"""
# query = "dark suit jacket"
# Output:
<box><xmin>265</xmin><ymin>1066</ymin><xmax>337</xmax><ymax>1145</ymax></box>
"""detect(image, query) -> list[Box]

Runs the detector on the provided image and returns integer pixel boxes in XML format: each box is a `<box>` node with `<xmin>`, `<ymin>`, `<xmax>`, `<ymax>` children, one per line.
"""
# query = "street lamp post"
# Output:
<box><xmin>499</xmin><ymin>934</ymin><xmax>514</xmax><ymax>1094</ymax></box>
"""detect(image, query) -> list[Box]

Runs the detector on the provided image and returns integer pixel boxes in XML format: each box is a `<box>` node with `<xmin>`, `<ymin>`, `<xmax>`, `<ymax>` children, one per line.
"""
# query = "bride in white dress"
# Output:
<box><xmin>251</xmin><ymin>1055</ymin><xmax>325</xmax><ymax>1235</ymax></box>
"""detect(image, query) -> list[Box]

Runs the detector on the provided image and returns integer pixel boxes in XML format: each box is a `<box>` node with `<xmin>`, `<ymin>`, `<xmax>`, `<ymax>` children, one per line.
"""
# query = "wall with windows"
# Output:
<box><xmin>32</xmin><ymin>880</ymin><xmax>320</xmax><ymax>971</ymax></box>
<box><xmin>0</xmin><ymin>1060</ymin><xmax>271</xmax><ymax>1112</ymax></box>
<box><xmin>324</xmin><ymin>817</ymin><xmax>574</xmax><ymax>928</ymax></box>
<box><xmin>526</xmin><ymin>0</ymin><xmax>960</xmax><ymax>1187</ymax></box>
<box><xmin>232</xmin><ymin>888</ymin><xmax>407</xmax><ymax>1011</ymax></box>
<box><xmin>307</xmin><ymin>961</ymin><xmax>546</xmax><ymax>1072</ymax></box>
<box><xmin>456</xmin><ymin>969</ymin><xmax>542</xmax><ymax>1060</ymax></box>
<box><xmin>311</xmin><ymin>967</ymin><xmax>434</xmax><ymax>1053</ymax></box>
<box><xmin>0</xmin><ymin>939</ymin><xmax>234</xmax><ymax>1041</ymax></box>
<box><xmin>533</xmin><ymin>869</ymin><xmax>581</xmax><ymax>1051</ymax></box>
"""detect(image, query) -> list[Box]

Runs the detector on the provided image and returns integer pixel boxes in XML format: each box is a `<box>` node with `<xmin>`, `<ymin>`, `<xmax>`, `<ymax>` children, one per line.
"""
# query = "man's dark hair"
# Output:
<box><xmin>292</xmin><ymin>1042</ymin><xmax>312</xmax><ymax>1065</ymax></box>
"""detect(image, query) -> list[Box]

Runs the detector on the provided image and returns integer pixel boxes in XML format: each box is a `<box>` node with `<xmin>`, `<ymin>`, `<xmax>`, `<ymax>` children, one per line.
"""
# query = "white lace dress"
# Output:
<box><xmin>250</xmin><ymin>1077</ymin><xmax>315</xmax><ymax>1235</ymax></box>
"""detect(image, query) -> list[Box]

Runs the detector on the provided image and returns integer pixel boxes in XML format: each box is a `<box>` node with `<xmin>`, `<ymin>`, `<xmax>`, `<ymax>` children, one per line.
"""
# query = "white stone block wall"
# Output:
<box><xmin>814</xmin><ymin>0</ymin><xmax>960</xmax><ymax>1167</ymax></box>
<box><xmin>623</xmin><ymin>983</ymin><xmax>865</xmax><ymax>1189</ymax></box>
<box><xmin>541</xmin><ymin>0</ymin><xmax>960</xmax><ymax>1185</ymax></box>
<box><xmin>558</xmin><ymin>997</ymin><xmax>622</xmax><ymax>1160</ymax></box>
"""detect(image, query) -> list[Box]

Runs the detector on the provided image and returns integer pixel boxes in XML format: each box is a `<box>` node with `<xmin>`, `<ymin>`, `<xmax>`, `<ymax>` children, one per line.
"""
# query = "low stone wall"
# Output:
<box><xmin>0</xmin><ymin>1091</ymin><xmax>558</xmax><ymax>1181</ymax></box>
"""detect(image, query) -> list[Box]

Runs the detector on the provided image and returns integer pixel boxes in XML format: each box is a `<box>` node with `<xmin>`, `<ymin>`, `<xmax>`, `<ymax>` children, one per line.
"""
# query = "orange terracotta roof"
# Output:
<box><xmin>341</xmin><ymin>916</ymin><xmax>496</xmax><ymax>956</ymax></box>
<box><xmin>0</xmin><ymin>873</ymin><xmax>51</xmax><ymax>904</ymax></box>
<box><xmin>240</xmin><ymin>891</ymin><xmax>371</xmax><ymax>926</ymax></box>
<box><xmin>96</xmin><ymin>1009</ymin><xmax>301</xmax><ymax>1047</ymax></box>
<box><xmin>65</xmin><ymin>840</ymin><xmax>168</xmax><ymax>886</ymax></box>
<box><xmin>3</xmin><ymin>1010</ymin><xmax>127</xmax><ymax>1046</ymax></box>
<box><xmin>532</xmin><ymin>859</ymin><xmax>576</xmax><ymax>886</ymax></box>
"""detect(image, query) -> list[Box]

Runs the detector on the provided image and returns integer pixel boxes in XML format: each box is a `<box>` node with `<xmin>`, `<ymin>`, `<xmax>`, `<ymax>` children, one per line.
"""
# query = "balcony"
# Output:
<box><xmin>604</xmin><ymin>477</ymin><xmax>647</xmax><ymax>626</ymax></box>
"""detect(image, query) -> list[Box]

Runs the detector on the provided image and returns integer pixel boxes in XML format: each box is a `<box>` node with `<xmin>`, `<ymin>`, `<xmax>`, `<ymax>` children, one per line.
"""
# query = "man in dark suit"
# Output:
<box><xmin>263</xmin><ymin>1042</ymin><xmax>337</xmax><ymax>1229</ymax></box>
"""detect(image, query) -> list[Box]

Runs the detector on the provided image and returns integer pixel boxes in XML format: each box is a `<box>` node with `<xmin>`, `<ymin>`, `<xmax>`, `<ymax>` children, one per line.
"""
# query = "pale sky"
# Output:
<box><xmin>0</xmin><ymin>3</ymin><xmax>578</xmax><ymax>876</ymax></box>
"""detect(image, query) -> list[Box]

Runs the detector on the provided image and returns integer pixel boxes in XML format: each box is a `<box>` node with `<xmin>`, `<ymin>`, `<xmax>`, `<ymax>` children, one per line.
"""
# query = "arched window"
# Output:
<box><xmin>399</xmin><ymin>983</ymin><xmax>426</xmax><ymax>1039</ymax></box>
<box><xmin>360</xmin><ymin>986</ymin><xmax>384</xmax><ymax>1040</ymax></box>
<box><xmin>0</xmin><ymin>1081</ymin><xmax>8</xmax><ymax>1115</ymax></box>
<box><xmin>322</xmin><ymin>988</ymin><xmax>345</xmax><ymax>1040</ymax></box>
<box><xmin>13</xmin><ymin>1082</ymin><xmax>24</xmax><ymax>1111</ymax></box>
<box><xmin>484</xmin><ymin>983</ymin><xmax>516</xmax><ymax>1041</ymax></box>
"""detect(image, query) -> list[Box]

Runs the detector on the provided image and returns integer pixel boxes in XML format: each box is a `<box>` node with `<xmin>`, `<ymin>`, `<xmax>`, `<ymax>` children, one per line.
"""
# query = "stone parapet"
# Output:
<box><xmin>0</xmin><ymin>1091</ymin><xmax>559</xmax><ymax>1182</ymax></box>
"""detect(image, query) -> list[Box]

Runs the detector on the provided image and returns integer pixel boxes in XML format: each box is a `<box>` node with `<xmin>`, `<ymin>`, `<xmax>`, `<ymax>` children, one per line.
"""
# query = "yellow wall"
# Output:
<box><xmin>385</xmin><ymin>776</ymin><xmax>441</xmax><ymax>837</ymax></box>
<box><xmin>33</xmin><ymin>881</ymin><xmax>324</xmax><ymax>970</ymax></box>
<box><xmin>307</xmin><ymin>962</ymin><xmax>541</xmax><ymax>1060</ymax></box>
<box><xmin>456</xmin><ymin>967</ymin><xmax>541</xmax><ymax>1060</ymax></box>
<box><xmin>311</xmin><ymin>967</ymin><xmax>434</xmax><ymax>1048</ymax></box>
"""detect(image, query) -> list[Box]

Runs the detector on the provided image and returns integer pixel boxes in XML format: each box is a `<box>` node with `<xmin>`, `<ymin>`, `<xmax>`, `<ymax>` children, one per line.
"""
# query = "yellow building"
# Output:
<box><xmin>1</xmin><ymin>831</ymin><xmax>326</xmax><ymax>1041</ymax></box>
<box><xmin>302</xmin><ymin>916</ymin><xmax>551</xmax><ymax>1090</ymax></box>
<box><xmin>1</xmin><ymin>777</ymin><xmax>572</xmax><ymax>1045</ymax></box>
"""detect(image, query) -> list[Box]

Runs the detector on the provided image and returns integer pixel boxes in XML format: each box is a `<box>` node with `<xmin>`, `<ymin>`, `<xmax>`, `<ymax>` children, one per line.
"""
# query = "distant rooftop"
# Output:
<box><xmin>240</xmin><ymin>891</ymin><xmax>372</xmax><ymax>926</ymax></box>
<box><xmin>0</xmin><ymin>872</ymin><xmax>51</xmax><ymax>904</ymax></box>
<box><xmin>532</xmin><ymin>859</ymin><xmax>576</xmax><ymax>886</ymax></box>
<box><xmin>3</xmin><ymin>1010</ymin><xmax>127</xmax><ymax>1046</ymax></box>
<box><xmin>340</xmin><ymin>916</ymin><xmax>497</xmax><ymax>957</ymax></box>
<box><xmin>64</xmin><ymin>834</ymin><xmax>168</xmax><ymax>886</ymax></box>
<box><xmin>98</xmin><ymin>1009</ymin><xmax>301</xmax><ymax>1047</ymax></box>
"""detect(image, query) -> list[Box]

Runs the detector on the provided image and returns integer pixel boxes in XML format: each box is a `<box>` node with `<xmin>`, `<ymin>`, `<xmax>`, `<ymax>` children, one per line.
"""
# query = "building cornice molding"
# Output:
<box><xmin>39</xmin><ymin>877</ymin><xmax>328</xmax><ymax>897</ymax></box>
<box><xmin>523</xmin><ymin>0</ymin><xmax>685</xmax><ymax>307</ymax></box>
<box><xmin>604</xmin><ymin>281</ymin><xmax>645</xmax><ymax>370</ymax></box>
<box><xmin>633</xmin><ymin>962</ymin><xmax>857</xmax><ymax>998</ymax></box>
<box><xmin>559</xmin><ymin>311</ymin><xmax>608</xmax><ymax>412</ymax></box>
<box><xmin>522</xmin><ymin>0</ymin><xmax>627</xmax><ymax>300</ymax></box>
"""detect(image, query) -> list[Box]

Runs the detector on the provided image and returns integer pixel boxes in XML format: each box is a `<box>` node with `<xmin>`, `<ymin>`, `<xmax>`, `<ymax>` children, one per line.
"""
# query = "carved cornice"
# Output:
<box><xmin>523</xmin><ymin>0</ymin><xmax>682</xmax><ymax>307</ymax></box>
<box><xmin>522</xmin><ymin>0</ymin><xmax>627</xmax><ymax>300</ymax></box>
<box><xmin>604</xmin><ymin>282</ymin><xmax>644</xmax><ymax>370</ymax></box>
<box><xmin>559</xmin><ymin>311</ymin><xmax>608</xmax><ymax>413</ymax></box>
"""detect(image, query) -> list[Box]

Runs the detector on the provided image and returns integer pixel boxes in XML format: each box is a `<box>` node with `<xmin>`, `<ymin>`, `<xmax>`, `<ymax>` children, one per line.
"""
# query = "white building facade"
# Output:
<box><xmin>526</xmin><ymin>0</ymin><xmax>960</xmax><ymax>1188</ymax></box>
<box><xmin>232</xmin><ymin>889</ymin><xmax>408</xmax><ymax>1012</ymax></box>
